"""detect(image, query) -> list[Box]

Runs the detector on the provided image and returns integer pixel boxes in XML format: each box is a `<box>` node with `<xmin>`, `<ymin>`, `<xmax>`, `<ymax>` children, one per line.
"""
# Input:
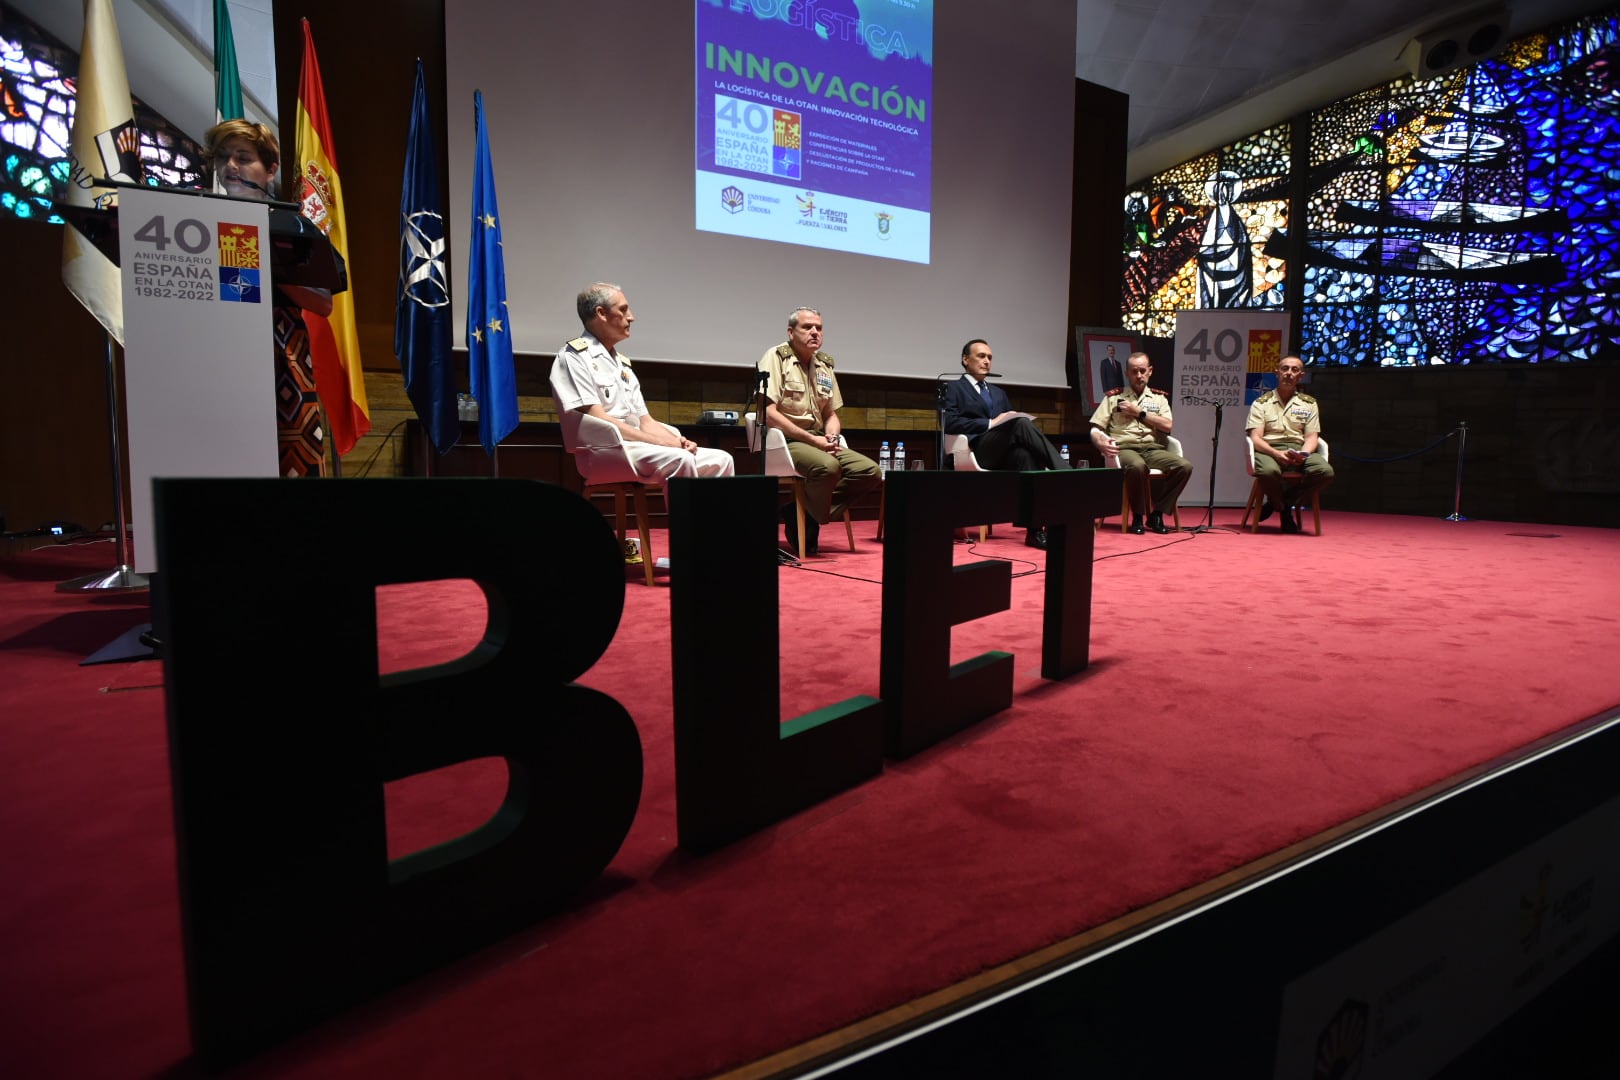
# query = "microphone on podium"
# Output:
<box><xmin>223</xmin><ymin>173</ymin><xmax>277</xmax><ymax>199</ymax></box>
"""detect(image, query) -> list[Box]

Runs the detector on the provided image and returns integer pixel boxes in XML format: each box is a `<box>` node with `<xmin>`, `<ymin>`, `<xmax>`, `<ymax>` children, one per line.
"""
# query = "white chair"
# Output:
<box><xmin>745</xmin><ymin>412</ymin><xmax>856</xmax><ymax>559</ymax></box>
<box><xmin>1241</xmin><ymin>438</ymin><xmax>1329</xmax><ymax>536</ymax></box>
<box><xmin>1103</xmin><ymin>435</ymin><xmax>1183</xmax><ymax>532</ymax></box>
<box><xmin>557</xmin><ymin>407</ymin><xmax>664</xmax><ymax>586</ymax></box>
<box><xmin>942</xmin><ymin>433</ymin><xmax>993</xmax><ymax>542</ymax></box>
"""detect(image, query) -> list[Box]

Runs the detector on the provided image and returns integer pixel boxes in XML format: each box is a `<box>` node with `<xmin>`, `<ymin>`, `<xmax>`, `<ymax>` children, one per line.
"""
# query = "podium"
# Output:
<box><xmin>58</xmin><ymin>192</ymin><xmax>348</xmax><ymax>292</ymax></box>
<box><xmin>62</xmin><ymin>185</ymin><xmax>345</xmax><ymax>578</ymax></box>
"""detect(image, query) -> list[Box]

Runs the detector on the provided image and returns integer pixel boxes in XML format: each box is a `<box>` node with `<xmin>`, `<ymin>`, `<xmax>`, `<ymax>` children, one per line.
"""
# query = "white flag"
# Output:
<box><xmin>62</xmin><ymin>0</ymin><xmax>142</xmax><ymax>344</ymax></box>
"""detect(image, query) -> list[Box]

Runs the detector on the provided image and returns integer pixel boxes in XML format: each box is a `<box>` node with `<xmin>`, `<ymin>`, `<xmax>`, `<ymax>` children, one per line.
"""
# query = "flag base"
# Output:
<box><xmin>56</xmin><ymin>564</ymin><xmax>149</xmax><ymax>593</ymax></box>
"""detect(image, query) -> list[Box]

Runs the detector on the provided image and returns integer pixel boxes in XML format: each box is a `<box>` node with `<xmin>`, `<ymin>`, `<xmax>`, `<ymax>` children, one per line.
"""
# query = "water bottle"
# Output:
<box><xmin>878</xmin><ymin>440</ymin><xmax>891</xmax><ymax>476</ymax></box>
<box><xmin>894</xmin><ymin>441</ymin><xmax>906</xmax><ymax>472</ymax></box>
<box><xmin>1060</xmin><ymin>443</ymin><xmax>1070</xmax><ymax>466</ymax></box>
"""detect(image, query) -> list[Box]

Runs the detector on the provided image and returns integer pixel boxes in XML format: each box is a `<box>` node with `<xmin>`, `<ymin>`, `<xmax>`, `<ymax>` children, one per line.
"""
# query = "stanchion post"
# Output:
<box><xmin>57</xmin><ymin>333</ymin><xmax>149</xmax><ymax>593</ymax></box>
<box><xmin>1445</xmin><ymin>420</ymin><xmax>1469</xmax><ymax>522</ymax></box>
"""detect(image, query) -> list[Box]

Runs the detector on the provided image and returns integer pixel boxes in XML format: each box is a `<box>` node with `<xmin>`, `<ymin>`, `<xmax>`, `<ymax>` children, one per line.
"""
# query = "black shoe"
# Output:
<box><xmin>1147</xmin><ymin>511</ymin><xmax>1170</xmax><ymax>534</ymax></box>
<box><xmin>1025</xmin><ymin>527</ymin><xmax>1048</xmax><ymax>550</ymax></box>
<box><xmin>1280</xmin><ymin>505</ymin><xmax>1301</xmax><ymax>534</ymax></box>
<box><xmin>1257</xmin><ymin>499</ymin><xmax>1274</xmax><ymax>523</ymax></box>
<box><xmin>805</xmin><ymin>517</ymin><xmax>821</xmax><ymax>554</ymax></box>
<box><xmin>1127</xmin><ymin>515</ymin><xmax>1147</xmax><ymax>535</ymax></box>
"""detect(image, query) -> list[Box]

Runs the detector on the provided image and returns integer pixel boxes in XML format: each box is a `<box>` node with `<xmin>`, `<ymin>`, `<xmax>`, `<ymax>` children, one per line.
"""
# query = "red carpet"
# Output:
<box><xmin>2</xmin><ymin>512</ymin><xmax>1617</xmax><ymax>1078</ymax></box>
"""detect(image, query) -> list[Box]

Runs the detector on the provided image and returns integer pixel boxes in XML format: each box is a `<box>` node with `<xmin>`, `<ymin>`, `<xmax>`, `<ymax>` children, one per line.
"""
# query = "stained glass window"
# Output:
<box><xmin>1124</xmin><ymin>10</ymin><xmax>1620</xmax><ymax>365</ymax></box>
<box><xmin>2</xmin><ymin>7</ymin><xmax>205</xmax><ymax>222</ymax></box>
<box><xmin>1123</xmin><ymin>125</ymin><xmax>1290</xmax><ymax>340</ymax></box>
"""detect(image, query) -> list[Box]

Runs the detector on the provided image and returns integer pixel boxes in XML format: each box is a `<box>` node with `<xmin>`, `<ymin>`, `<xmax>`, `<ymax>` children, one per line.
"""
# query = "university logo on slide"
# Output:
<box><xmin>875</xmin><ymin>211</ymin><xmax>893</xmax><ymax>239</ymax></box>
<box><xmin>721</xmin><ymin>186</ymin><xmax>744</xmax><ymax>214</ymax></box>
<box><xmin>217</xmin><ymin>221</ymin><xmax>262</xmax><ymax>304</ymax></box>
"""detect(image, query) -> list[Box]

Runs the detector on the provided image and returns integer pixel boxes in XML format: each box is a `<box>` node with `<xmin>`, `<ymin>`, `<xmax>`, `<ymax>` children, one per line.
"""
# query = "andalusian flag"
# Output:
<box><xmin>62</xmin><ymin>0</ymin><xmax>142</xmax><ymax>344</ymax></box>
<box><xmin>213</xmin><ymin>0</ymin><xmax>242</xmax><ymax>123</ymax></box>
<box><xmin>294</xmin><ymin>18</ymin><xmax>371</xmax><ymax>457</ymax></box>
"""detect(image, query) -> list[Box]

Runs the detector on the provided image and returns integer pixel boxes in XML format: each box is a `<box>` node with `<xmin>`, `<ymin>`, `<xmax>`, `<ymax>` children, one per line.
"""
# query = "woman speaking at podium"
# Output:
<box><xmin>202</xmin><ymin>120</ymin><xmax>333</xmax><ymax>478</ymax></box>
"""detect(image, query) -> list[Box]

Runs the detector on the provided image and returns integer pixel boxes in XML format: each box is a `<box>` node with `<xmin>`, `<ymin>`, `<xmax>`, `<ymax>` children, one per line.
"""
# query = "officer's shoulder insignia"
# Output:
<box><xmin>620</xmin><ymin>355</ymin><xmax>633</xmax><ymax>368</ymax></box>
<box><xmin>1106</xmin><ymin>387</ymin><xmax>1124</xmax><ymax>397</ymax></box>
<box><xmin>773</xmin><ymin>343</ymin><xmax>794</xmax><ymax>360</ymax></box>
<box><xmin>565</xmin><ymin>336</ymin><xmax>590</xmax><ymax>352</ymax></box>
<box><xmin>1255</xmin><ymin>390</ymin><xmax>1277</xmax><ymax>403</ymax></box>
<box><xmin>1296</xmin><ymin>392</ymin><xmax>1317</xmax><ymax>404</ymax></box>
<box><xmin>1147</xmin><ymin>386</ymin><xmax>1168</xmax><ymax>398</ymax></box>
<box><xmin>816</xmin><ymin>351</ymin><xmax>836</xmax><ymax>368</ymax></box>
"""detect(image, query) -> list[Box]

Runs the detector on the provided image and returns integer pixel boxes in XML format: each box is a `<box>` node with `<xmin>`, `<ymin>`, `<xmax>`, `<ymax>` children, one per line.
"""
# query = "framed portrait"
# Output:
<box><xmin>1073</xmin><ymin>328</ymin><xmax>1136</xmax><ymax>412</ymax></box>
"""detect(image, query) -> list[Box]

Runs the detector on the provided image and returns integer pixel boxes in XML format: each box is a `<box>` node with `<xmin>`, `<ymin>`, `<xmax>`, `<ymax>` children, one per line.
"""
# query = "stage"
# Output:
<box><xmin>2</xmin><ymin>507</ymin><xmax>1617</xmax><ymax>1078</ymax></box>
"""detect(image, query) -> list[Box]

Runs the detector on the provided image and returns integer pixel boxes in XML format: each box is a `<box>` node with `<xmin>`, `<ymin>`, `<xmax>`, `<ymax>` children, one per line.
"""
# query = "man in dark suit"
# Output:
<box><xmin>1098</xmin><ymin>343</ymin><xmax>1125</xmax><ymax>395</ymax></box>
<box><xmin>942</xmin><ymin>338</ymin><xmax>1070</xmax><ymax>548</ymax></box>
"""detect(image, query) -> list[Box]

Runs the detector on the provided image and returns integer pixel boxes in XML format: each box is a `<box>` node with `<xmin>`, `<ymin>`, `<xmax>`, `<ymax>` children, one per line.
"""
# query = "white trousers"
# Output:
<box><xmin>631</xmin><ymin>444</ymin><xmax>735</xmax><ymax>487</ymax></box>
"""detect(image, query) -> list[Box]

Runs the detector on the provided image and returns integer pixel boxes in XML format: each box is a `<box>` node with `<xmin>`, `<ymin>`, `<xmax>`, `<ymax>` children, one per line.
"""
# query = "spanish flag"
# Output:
<box><xmin>293</xmin><ymin>18</ymin><xmax>370</xmax><ymax>457</ymax></box>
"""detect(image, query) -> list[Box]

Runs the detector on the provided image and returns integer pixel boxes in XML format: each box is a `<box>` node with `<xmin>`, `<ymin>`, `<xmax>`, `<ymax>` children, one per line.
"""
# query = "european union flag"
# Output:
<box><xmin>395</xmin><ymin>59</ymin><xmax>456</xmax><ymax>454</ymax></box>
<box><xmin>467</xmin><ymin>89</ymin><xmax>519</xmax><ymax>455</ymax></box>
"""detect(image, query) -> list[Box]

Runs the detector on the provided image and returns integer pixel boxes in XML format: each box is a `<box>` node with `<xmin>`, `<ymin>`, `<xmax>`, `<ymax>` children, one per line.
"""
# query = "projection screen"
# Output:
<box><xmin>446</xmin><ymin>1</ymin><xmax>1076</xmax><ymax>387</ymax></box>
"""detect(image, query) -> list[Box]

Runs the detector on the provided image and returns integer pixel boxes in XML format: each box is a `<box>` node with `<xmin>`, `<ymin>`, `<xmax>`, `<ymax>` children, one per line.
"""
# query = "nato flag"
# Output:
<box><xmin>395</xmin><ymin>59</ymin><xmax>457</xmax><ymax>454</ymax></box>
<box><xmin>466</xmin><ymin>89</ymin><xmax>519</xmax><ymax>456</ymax></box>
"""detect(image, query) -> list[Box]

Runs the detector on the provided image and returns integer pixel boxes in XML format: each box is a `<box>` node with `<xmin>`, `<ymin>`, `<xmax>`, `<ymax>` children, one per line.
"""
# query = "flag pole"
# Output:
<box><xmin>319</xmin><ymin>401</ymin><xmax>343</xmax><ymax>477</ymax></box>
<box><xmin>58</xmin><ymin>332</ymin><xmax>147</xmax><ymax>592</ymax></box>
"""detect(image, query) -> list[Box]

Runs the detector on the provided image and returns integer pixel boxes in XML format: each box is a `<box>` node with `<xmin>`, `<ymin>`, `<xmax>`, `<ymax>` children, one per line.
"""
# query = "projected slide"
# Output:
<box><xmin>695</xmin><ymin>0</ymin><xmax>933</xmax><ymax>264</ymax></box>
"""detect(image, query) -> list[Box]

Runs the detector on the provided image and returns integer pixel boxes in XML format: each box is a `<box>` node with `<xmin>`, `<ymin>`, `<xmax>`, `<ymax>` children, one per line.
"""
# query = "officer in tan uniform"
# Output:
<box><xmin>757</xmin><ymin>307</ymin><xmax>880</xmax><ymax>554</ymax></box>
<box><xmin>1246</xmin><ymin>354</ymin><xmax>1334</xmax><ymax>534</ymax></box>
<box><xmin>1087</xmin><ymin>351</ymin><xmax>1192</xmax><ymax>534</ymax></box>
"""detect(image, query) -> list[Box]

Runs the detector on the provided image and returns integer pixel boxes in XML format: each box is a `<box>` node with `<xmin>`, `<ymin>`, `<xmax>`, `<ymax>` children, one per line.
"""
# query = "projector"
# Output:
<box><xmin>699</xmin><ymin>410</ymin><xmax>739</xmax><ymax>425</ymax></box>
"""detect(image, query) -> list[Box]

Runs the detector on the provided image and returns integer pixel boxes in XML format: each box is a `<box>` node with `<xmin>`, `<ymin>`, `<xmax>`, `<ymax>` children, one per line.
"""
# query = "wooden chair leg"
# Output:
<box><xmin>841</xmin><ymin>509</ymin><xmax>856</xmax><ymax>552</ymax></box>
<box><xmin>875</xmin><ymin>482</ymin><xmax>885</xmax><ymax>541</ymax></box>
<box><xmin>793</xmin><ymin>482</ymin><xmax>810</xmax><ymax>559</ymax></box>
<box><xmin>1241</xmin><ymin>481</ymin><xmax>1261</xmax><ymax>531</ymax></box>
<box><xmin>608</xmin><ymin>487</ymin><xmax>625</xmax><ymax>546</ymax></box>
<box><xmin>1310</xmin><ymin>494</ymin><xmax>1322</xmax><ymax>536</ymax></box>
<box><xmin>630</xmin><ymin>484</ymin><xmax>655</xmax><ymax>586</ymax></box>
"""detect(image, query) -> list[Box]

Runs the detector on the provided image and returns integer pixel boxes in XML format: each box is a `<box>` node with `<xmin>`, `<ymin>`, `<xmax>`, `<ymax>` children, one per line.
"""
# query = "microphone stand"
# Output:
<box><xmin>746</xmin><ymin>368</ymin><xmax>798</xmax><ymax>564</ymax></box>
<box><xmin>1185</xmin><ymin>396</ymin><xmax>1237</xmax><ymax>534</ymax></box>
<box><xmin>935</xmin><ymin>374</ymin><xmax>953</xmax><ymax>472</ymax></box>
